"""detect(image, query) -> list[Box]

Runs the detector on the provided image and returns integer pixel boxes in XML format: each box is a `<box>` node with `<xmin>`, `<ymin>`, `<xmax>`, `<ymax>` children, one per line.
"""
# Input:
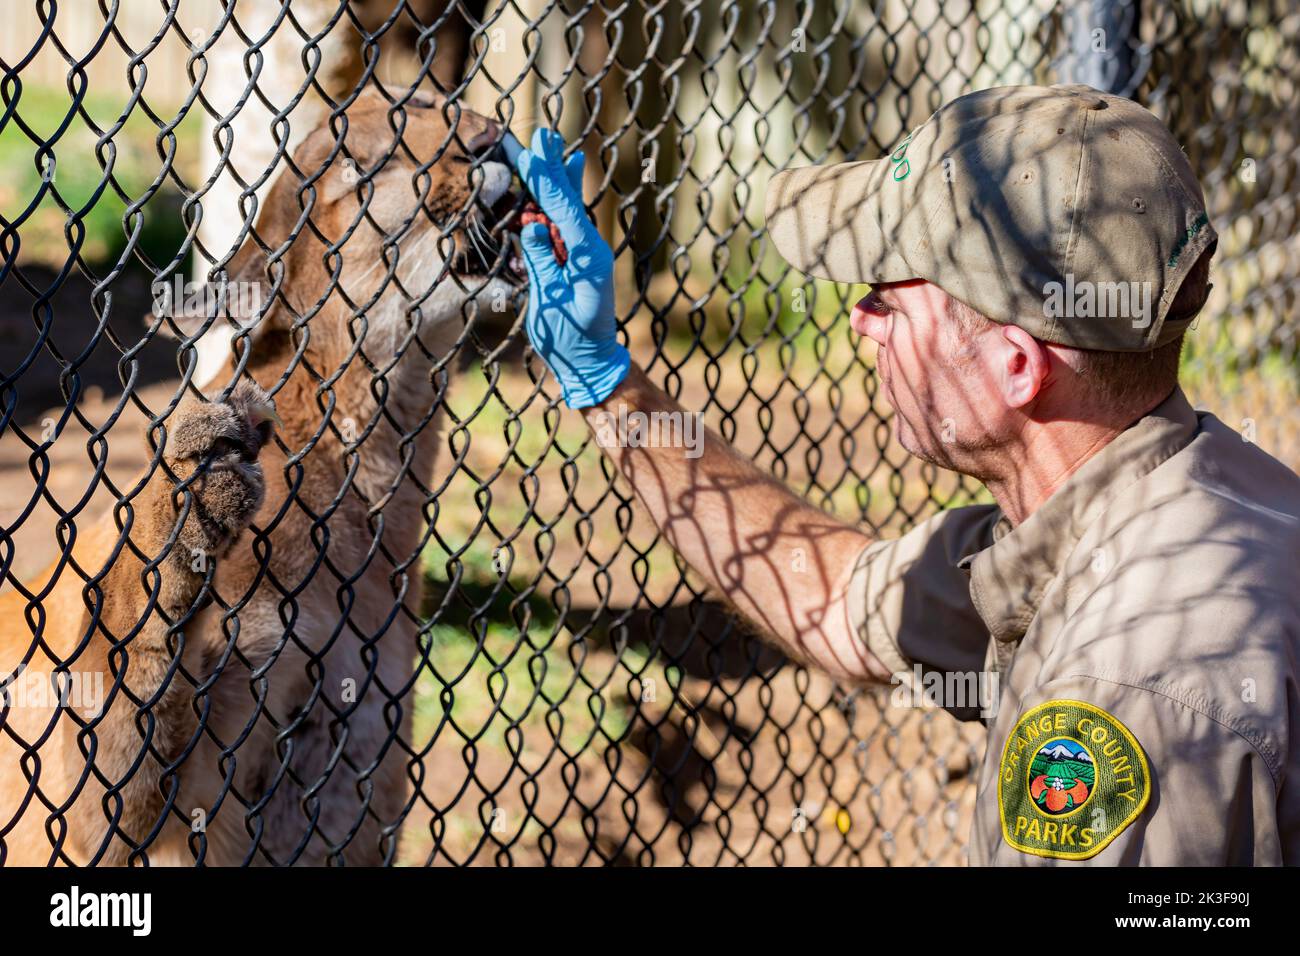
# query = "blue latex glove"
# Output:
<box><xmin>509</xmin><ymin>128</ymin><xmax>630</xmax><ymax>409</ymax></box>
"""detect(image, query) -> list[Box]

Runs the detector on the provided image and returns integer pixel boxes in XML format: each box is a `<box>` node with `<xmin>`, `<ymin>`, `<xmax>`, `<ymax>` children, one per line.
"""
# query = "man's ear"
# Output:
<box><xmin>997</xmin><ymin>324</ymin><xmax>1051</xmax><ymax>409</ymax></box>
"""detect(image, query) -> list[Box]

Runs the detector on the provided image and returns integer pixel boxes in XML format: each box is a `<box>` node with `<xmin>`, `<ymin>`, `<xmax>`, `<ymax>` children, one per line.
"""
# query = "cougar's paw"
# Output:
<box><xmin>164</xmin><ymin>380</ymin><xmax>276</xmax><ymax>558</ymax></box>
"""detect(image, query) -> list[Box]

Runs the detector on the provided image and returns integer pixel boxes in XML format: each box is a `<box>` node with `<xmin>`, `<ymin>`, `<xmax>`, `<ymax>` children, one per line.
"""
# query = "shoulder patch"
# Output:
<box><xmin>998</xmin><ymin>699</ymin><xmax>1150</xmax><ymax>860</ymax></box>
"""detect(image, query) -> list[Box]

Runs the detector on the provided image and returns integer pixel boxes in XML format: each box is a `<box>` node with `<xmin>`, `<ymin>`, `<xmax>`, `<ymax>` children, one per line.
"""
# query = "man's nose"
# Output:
<box><xmin>850</xmin><ymin>293</ymin><xmax>890</xmax><ymax>345</ymax></box>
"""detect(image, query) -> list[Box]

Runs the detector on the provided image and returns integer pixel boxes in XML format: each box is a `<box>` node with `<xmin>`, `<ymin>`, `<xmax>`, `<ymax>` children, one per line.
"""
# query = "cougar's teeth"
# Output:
<box><xmin>505</xmin><ymin>232</ymin><xmax>528</xmax><ymax>280</ymax></box>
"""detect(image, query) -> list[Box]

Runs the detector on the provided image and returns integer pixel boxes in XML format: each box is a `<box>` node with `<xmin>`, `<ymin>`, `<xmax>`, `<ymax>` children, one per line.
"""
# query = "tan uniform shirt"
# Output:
<box><xmin>848</xmin><ymin>388</ymin><xmax>1300</xmax><ymax>864</ymax></box>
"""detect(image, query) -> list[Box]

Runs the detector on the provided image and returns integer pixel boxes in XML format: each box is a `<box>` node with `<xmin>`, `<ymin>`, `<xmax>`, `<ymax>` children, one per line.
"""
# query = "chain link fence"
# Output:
<box><xmin>0</xmin><ymin>0</ymin><xmax>1295</xmax><ymax>865</ymax></box>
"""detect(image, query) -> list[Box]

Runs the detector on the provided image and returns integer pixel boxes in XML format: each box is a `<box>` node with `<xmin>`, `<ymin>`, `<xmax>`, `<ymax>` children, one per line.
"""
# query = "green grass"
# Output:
<box><xmin>664</xmin><ymin>257</ymin><xmax>866</xmax><ymax>364</ymax></box>
<box><xmin>0</xmin><ymin>84</ymin><xmax>200</xmax><ymax>269</ymax></box>
<box><xmin>410</xmin><ymin>619</ymin><xmax>637</xmax><ymax>757</ymax></box>
<box><xmin>411</xmin><ymin>566</ymin><xmax>650</xmax><ymax>759</ymax></box>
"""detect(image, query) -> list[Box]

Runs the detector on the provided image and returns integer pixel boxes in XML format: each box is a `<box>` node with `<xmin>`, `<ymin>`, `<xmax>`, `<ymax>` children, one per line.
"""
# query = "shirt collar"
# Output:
<box><xmin>963</xmin><ymin>386</ymin><xmax>1201</xmax><ymax>645</ymax></box>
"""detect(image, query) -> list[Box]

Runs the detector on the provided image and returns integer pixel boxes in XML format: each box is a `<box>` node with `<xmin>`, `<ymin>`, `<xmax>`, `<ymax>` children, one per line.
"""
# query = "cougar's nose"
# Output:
<box><xmin>463</xmin><ymin>120</ymin><xmax>505</xmax><ymax>161</ymax></box>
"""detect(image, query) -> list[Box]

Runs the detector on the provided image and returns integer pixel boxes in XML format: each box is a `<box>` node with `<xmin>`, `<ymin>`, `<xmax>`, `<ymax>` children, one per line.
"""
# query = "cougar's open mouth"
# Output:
<box><xmin>450</xmin><ymin>192</ymin><xmax>523</xmax><ymax>284</ymax></box>
<box><xmin>450</xmin><ymin>159</ymin><xmax>566</xmax><ymax>286</ymax></box>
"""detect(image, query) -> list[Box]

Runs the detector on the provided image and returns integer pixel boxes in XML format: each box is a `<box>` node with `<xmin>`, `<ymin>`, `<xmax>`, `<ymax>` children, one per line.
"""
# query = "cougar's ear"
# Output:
<box><xmin>292</xmin><ymin>123</ymin><xmax>357</xmax><ymax>207</ymax></box>
<box><xmin>314</xmin><ymin>134</ymin><xmax>411</xmax><ymax>208</ymax></box>
<box><xmin>294</xmin><ymin>116</ymin><xmax>401</xmax><ymax>208</ymax></box>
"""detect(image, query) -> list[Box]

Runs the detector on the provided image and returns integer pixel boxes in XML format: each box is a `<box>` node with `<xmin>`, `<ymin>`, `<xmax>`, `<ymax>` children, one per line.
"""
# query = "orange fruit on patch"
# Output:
<box><xmin>1045</xmin><ymin>787</ymin><xmax>1069</xmax><ymax>813</ymax></box>
<box><xmin>1030</xmin><ymin>774</ymin><xmax>1048</xmax><ymax>800</ymax></box>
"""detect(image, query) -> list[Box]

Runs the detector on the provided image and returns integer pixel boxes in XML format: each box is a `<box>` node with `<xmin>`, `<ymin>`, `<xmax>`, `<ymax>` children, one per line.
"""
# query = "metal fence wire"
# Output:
<box><xmin>0</xmin><ymin>0</ymin><xmax>1295</xmax><ymax>865</ymax></box>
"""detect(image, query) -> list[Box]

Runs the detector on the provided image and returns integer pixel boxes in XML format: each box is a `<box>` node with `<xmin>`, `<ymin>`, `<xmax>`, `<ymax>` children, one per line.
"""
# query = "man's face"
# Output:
<box><xmin>850</xmin><ymin>280</ymin><xmax>1009</xmax><ymax>473</ymax></box>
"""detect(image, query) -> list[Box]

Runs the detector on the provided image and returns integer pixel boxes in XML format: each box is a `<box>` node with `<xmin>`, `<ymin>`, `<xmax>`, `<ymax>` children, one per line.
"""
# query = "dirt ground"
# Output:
<box><xmin>398</xmin><ymin>654</ymin><xmax>985</xmax><ymax>866</ymax></box>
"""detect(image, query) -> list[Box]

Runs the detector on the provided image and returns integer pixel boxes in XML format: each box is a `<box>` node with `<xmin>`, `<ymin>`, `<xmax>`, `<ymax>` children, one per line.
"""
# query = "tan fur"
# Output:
<box><xmin>0</xmin><ymin>91</ymin><xmax>515</xmax><ymax>865</ymax></box>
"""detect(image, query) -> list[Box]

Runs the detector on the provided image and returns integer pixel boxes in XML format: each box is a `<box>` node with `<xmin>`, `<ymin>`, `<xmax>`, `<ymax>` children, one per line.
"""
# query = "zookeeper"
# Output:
<box><xmin>506</xmin><ymin>83</ymin><xmax>1300</xmax><ymax>865</ymax></box>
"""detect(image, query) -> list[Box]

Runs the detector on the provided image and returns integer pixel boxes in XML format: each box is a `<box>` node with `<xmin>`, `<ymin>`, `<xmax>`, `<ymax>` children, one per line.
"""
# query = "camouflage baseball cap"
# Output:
<box><xmin>764</xmin><ymin>84</ymin><xmax>1217</xmax><ymax>351</ymax></box>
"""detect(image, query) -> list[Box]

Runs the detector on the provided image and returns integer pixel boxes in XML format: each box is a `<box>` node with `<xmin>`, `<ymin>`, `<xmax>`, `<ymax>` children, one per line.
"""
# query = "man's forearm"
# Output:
<box><xmin>585</xmin><ymin>363</ymin><xmax>888</xmax><ymax>682</ymax></box>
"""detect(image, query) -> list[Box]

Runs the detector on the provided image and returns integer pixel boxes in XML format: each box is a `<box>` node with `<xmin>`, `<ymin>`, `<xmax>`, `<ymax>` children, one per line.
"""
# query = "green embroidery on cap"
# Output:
<box><xmin>890</xmin><ymin>132</ymin><xmax>913</xmax><ymax>181</ymax></box>
<box><xmin>1167</xmin><ymin>211</ymin><xmax>1209</xmax><ymax>269</ymax></box>
<box><xmin>998</xmin><ymin>699</ymin><xmax>1150</xmax><ymax>860</ymax></box>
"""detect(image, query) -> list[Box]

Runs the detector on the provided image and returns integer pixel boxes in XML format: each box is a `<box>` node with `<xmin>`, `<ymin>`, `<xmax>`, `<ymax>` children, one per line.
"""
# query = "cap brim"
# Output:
<box><xmin>764</xmin><ymin>160</ymin><xmax>915</xmax><ymax>284</ymax></box>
